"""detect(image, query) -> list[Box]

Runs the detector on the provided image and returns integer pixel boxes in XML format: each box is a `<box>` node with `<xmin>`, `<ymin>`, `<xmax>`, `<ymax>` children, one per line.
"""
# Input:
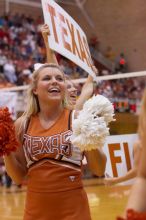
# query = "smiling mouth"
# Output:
<box><xmin>48</xmin><ymin>88</ymin><xmax>61</xmax><ymax>93</ymax></box>
<box><xmin>70</xmin><ymin>94</ymin><xmax>76</xmax><ymax>99</ymax></box>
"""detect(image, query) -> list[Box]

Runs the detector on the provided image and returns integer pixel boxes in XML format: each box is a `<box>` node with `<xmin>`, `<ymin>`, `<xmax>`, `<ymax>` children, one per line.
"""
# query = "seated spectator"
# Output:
<box><xmin>3</xmin><ymin>60</ymin><xmax>17</xmax><ymax>84</ymax></box>
<box><xmin>0</xmin><ymin>49</ymin><xmax>7</xmax><ymax>72</ymax></box>
<box><xmin>17</xmin><ymin>69</ymin><xmax>32</xmax><ymax>85</ymax></box>
<box><xmin>116</xmin><ymin>53</ymin><xmax>127</xmax><ymax>73</ymax></box>
<box><xmin>104</xmin><ymin>46</ymin><xmax>116</xmax><ymax>62</ymax></box>
<box><xmin>0</xmin><ymin>74</ymin><xmax>14</xmax><ymax>88</ymax></box>
<box><xmin>89</xmin><ymin>35</ymin><xmax>99</xmax><ymax>51</ymax></box>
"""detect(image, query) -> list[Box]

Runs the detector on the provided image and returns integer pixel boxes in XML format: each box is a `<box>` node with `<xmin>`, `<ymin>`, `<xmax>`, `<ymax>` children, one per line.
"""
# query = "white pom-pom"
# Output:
<box><xmin>34</xmin><ymin>63</ymin><xmax>44</xmax><ymax>71</ymax></box>
<box><xmin>70</xmin><ymin>95</ymin><xmax>115</xmax><ymax>151</ymax></box>
<box><xmin>82</xmin><ymin>95</ymin><xmax>115</xmax><ymax>124</ymax></box>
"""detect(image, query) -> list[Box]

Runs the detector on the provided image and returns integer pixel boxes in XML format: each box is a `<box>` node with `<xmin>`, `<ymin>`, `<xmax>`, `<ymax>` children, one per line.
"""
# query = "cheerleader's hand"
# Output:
<box><xmin>40</xmin><ymin>24</ymin><xmax>50</xmax><ymax>43</ymax></box>
<box><xmin>70</xmin><ymin>94</ymin><xmax>115</xmax><ymax>151</ymax></box>
<box><xmin>103</xmin><ymin>177</ymin><xmax>117</xmax><ymax>186</ymax></box>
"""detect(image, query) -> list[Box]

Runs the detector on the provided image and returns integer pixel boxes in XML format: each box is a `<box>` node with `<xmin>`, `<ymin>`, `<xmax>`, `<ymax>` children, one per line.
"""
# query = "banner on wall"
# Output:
<box><xmin>41</xmin><ymin>0</ymin><xmax>96</xmax><ymax>78</ymax></box>
<box><xmin>103</xmin><ymin>133</ymin><xmax>138</xmax><ymax>185</ymax></box>
<box><xmin>0</xmin><ymin>92</ymin><xmax>18</xmax><ymax>120</ymax></box>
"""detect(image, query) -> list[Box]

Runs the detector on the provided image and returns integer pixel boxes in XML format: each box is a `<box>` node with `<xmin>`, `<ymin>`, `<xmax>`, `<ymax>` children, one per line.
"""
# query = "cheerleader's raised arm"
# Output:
<box><xmin>70</xmin><ymin>94</ymin><xmax>115</xmax><ymax>176</ymax></box>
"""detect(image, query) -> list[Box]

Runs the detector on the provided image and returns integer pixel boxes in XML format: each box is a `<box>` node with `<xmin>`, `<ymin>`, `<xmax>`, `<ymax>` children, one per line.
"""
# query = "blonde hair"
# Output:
<box><xmin>138</xmin><ymin>88</ymin><xmax>146</xmax><ymax>138</ymax></box>
<box><xmin>22</xmin><ymin>63</ymin><xmax>67</xmax><ymax>119</ymax></box>
<box><xmin>17</xmin><ymin>63</ymin><xmax>70</xmax><ymax>141</ymax></box>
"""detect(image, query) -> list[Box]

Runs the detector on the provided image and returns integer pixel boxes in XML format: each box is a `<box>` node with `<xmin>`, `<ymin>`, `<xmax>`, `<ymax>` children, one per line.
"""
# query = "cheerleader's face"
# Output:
<box><xmin>33</xmin><ymin>67</ymin><xmax>66</xmax><ymax>104</ymax></box>
<box><xmin>66</xmin><ymin>80</ymin><xmax>77</xmax><ymax>106</ymax></box>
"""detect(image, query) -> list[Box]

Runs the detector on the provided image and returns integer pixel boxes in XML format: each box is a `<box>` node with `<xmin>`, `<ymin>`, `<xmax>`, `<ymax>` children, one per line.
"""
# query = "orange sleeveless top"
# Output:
<box><xmin>23</xmin><ymin>109</ymin><xmax>83</xmax><ymax>192</ymax></box>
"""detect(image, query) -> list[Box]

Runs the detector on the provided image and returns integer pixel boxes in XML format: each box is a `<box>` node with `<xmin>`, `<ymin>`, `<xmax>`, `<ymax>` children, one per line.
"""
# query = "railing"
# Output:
<box><xmin>5</xmin><ymin>0</ymin><xmax>41</xmax><ymax>13</ymax></box>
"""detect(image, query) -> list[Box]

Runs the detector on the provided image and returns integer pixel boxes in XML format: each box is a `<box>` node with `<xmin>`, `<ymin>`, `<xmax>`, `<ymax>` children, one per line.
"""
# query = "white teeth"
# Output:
<box><xmin>70</xmin><ymin>93</ymin><xmax>76</xmax><ymax>98</ymax></box>
<box><xmin>49</xmin><ymin>88</ymin><xmax>60</xmax><ymax>92</ymax></box>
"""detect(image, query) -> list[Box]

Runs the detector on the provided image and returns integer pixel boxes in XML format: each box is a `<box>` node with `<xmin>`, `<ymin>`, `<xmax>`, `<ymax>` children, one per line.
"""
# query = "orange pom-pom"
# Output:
<box><xmin>117</xmin><ymin>209</ymin><xmax>146</xmax><ymax>220</ymax></box>
<box><xmin>0</xmin><ymin>107</ymin><xmax>19</xmax><ymax>156</ymax></box>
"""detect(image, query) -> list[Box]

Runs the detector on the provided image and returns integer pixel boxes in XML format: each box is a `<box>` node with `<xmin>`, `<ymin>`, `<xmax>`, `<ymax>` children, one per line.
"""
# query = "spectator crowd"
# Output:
<box><xmin>0</xmin><ymin>13</ymin><xmax>145</xmax><ymax>113</ymax></box>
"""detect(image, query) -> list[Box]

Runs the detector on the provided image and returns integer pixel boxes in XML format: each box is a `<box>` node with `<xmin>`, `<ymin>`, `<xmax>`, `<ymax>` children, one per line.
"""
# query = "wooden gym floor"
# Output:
<box><xmin>0</xmin><ymin>179</ymin><xmax>131</xmax><ymax>220</ymax></box>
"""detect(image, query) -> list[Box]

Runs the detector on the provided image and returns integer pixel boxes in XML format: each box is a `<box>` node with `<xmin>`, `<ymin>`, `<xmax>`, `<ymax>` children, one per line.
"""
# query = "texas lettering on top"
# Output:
<box><xmin>23</xmin><ymin>130</ymin><xmax>72</xmax><ymax>162</ymax></box>
<box><xmin>47</xmin><ymin>3</ymin><xmax>93</xmax><ymax>69</ymax></box>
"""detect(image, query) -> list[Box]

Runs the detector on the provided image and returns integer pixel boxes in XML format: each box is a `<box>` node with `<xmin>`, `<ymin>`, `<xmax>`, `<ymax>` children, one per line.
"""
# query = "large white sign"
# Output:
<box><xmin>103</xmin><ymin>134</ymin><xmax>138</xmax><ymax>184</ymax></box>
<box><xmin>0</xmin><ymin>92</ymin><xmax>17</xmax><ymax>120</ymax></box>
<box><xmin>41</xmin><ymin>0</ymin><xmax>95</xmax><ymax>78</ymax></box>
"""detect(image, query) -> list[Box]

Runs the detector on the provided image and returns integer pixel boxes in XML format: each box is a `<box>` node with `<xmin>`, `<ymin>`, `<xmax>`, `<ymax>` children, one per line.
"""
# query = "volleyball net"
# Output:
<box><xmin>0</xmin><ymin>70</ymin><xmax>146</xmax><ymax>118</ymax></box>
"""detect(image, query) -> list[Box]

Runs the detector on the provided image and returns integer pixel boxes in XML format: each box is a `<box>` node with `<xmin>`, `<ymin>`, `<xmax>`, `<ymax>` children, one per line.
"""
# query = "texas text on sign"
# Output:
<box><xmin>41</xmin><ymin>0</ymin><xmax>95</xmax><ymax>77</ymax></box>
